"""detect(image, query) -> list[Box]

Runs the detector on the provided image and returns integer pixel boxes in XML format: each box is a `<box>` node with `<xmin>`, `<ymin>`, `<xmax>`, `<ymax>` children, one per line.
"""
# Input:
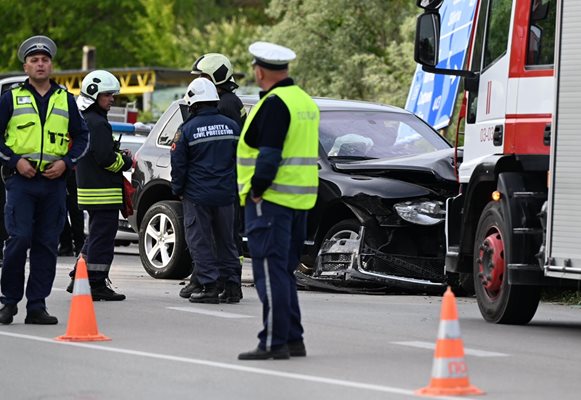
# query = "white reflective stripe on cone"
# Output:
<box><xmin>437</xmin><ymin>320</ymin><xmax>461</xmax><ymax>339</ymax></box>
<box><xmin>430</xmin><ymin>357</ymin><xmax>469</xmax><ymax>379</ymax></box>
<box><xmin>73</xmin><ymin>278</ymin><xmax>91</xmax><ymax>296</ymax></box>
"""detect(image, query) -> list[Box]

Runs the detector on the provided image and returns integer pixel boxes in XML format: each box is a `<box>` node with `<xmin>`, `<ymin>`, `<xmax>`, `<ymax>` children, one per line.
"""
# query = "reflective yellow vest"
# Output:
<box><xmin>5</xmin><ymin>86</ymin><xmax>70</xmax><ymax>171</ymax></box>
<box><xmin>237</xmin><ymin>85</ymin><xmax>320</xmax><ymax>210</ymax></box>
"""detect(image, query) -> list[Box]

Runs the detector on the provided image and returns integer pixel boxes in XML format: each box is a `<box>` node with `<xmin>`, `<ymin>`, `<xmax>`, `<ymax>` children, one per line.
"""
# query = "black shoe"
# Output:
<box><xmin>218</xmin><ymin>282</ymin><xmax>242</xmax><ymax>304</ymax></box>
<box><xmin>66</xmin><ymin>278</ymin><xmax>75</xmax><ymax>293</ymax></box>
<box><xmin>0</xmin><ymin>304</ymin><xmax>18</xmax><ymax>325</ymax></box>
<box><xmin>288</xmin><ymin>340</ymin><xmax>307</xmax><ymax>357</ymax></box>
<box><xmin>238</xmin><ymin>345</ymin><xmax>290</xmax><ymax>360</ymax></box>
<box><xmin>189</xmin><ymin>284</ymin><xmax>219</xmax><ymax>304</ymax></box>
<box><xmin>92</xmin><ymin>284</ymin><xmax>126</xmax><ymax>301</ymax></box>
<box><xmin>25</xmin><ymin>309</ymin><xmax>58</xmax><ymax>325</ymax></box>
<box><xmin>179</xmin><ymin>282</ymin><xmax>202</xmax><ymax>299</ymax></box>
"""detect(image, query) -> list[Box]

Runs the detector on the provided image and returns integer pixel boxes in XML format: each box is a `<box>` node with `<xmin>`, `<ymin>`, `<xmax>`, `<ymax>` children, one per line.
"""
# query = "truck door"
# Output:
<box><xmin>460</xmin><ymin>0</ymin><xmax>513</xmax><ymax>183</ymax></box>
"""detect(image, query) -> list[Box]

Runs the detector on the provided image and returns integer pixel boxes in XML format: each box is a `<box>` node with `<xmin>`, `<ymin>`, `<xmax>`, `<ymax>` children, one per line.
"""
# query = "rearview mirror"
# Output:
<box><xmin>414</xmin><ymin>12</ymin><xmax>440</xmax><ymax>67</ymax></box>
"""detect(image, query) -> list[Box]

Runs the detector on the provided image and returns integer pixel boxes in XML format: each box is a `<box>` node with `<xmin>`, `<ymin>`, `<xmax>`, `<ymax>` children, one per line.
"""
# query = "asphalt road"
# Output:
<box><xmin>0</xmin><ymin>245</ymin><xmax>580</xmax><ymax>400</ymax></box>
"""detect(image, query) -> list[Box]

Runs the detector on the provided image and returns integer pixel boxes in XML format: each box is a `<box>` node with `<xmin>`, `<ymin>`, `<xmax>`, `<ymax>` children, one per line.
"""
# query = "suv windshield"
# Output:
<box><xmin>320</xmin><ymin>111</ymin><xmax>449</xmax><ymax>160</ymax></box>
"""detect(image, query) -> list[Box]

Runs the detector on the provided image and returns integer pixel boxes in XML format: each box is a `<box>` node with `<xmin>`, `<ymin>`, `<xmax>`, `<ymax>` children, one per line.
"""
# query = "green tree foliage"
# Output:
<box><xmin>0</xmin><ymin>0</ymin><xmax>145</xmax><ymax>71</ymax></box>
<box><xmin>263</xmin><ymin>0</ymin><xmax>418</xmax><ymax>107</ymax></box>
<box><xmin>0</xmin><ymin>0</ymin><xmax>265</xmax><ymax>72</ymax></box>
<box><xmin>179</xmin><ymin>16</ymin><xmax>261</xmax><ymax>77</ymax></box>
<box><xmin>0</xmin><ymin>0</ymin><xmax>422</xmax><ymax>110</ymax></box>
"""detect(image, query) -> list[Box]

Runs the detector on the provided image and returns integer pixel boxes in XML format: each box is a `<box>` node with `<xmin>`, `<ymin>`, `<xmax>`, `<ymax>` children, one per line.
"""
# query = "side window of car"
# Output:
<box><xmin>157</xmin><ymin>107</ymin><xmax>185</xmax><ymax>147</ymax></box>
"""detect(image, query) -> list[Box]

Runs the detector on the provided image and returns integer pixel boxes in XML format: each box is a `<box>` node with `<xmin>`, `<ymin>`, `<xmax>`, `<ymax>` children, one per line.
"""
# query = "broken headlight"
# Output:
<box><xmin>393</xmin><ymin>200</ymin><xmax>445</xmax><ymax>225</ymax></box>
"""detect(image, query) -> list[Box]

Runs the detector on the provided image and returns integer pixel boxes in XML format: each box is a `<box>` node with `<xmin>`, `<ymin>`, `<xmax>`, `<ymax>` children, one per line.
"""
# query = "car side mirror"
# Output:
<box><xmin>414</xmin><ymin>12</ymin><xmax>440</xmax><ymax>67</ymax></box>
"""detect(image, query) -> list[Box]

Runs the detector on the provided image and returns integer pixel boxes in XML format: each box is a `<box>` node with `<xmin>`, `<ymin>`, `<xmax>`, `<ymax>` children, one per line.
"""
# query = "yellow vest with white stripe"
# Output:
<box><xmin>5</xmin><ymin>86</ymin><xmax>70</xmax><ymax>171</ymax></box>
<box><xmin>237</xmin><ymin>85</ymin><xmax>320</xmax><ymax>210</ymax></box>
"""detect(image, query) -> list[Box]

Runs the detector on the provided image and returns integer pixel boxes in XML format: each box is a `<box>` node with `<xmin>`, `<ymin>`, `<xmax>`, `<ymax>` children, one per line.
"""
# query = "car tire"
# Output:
<box><xmin>324</xmin><ymin>219</ymin><xmax>361</xmax><ymax>243</ymax></box>
<box><xmin>473</xmin><ymin>201</ymin><xmax>540</xmax><ymax>324</ymax></box>
<box><xmin>138</xmin><ymin>200</ymin><xmax>192</xmax><ymax>279</ymax></box>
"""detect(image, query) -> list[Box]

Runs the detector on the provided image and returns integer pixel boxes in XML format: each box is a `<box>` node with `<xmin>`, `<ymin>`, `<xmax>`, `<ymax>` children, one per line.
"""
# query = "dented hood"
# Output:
<box><xmin>332</xmin><ymin>148</ymin><xmax>457</xmax><ymax>183</ymax></box>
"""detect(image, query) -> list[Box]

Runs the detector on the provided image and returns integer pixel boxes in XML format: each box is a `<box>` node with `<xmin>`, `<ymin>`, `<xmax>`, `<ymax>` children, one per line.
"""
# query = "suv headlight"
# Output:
<box><xmin>393</xmin><ymin>200</ymin><xmax>445</xmax><ymax>226</ymax></box>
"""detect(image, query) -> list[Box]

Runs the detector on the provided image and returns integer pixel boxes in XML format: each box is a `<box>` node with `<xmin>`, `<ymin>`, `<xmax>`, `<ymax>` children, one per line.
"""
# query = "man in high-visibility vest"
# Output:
<box><xmin>237</xmin><ymin>41</ymin><xmax>320</xmax><ymax>360</ymax></box>
<box><xmin>0</xmin><ymin>35</ymin><xmax>89</xmax><ymax>325</ymax></box>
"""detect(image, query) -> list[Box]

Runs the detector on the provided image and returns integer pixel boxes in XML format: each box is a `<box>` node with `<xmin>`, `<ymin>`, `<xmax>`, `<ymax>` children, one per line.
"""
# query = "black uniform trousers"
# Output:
<box><xmin>80</xmin><ymin>209</ymin><xmax>118</xmax><ymax>285</ymax></box>
<box><xmin>0</xmin><ymin>174</ymin><xmax>66</xmax><ymax>311</ymax></box>
<box><xmin>245</xmin><ymin>197</ymin><xmax>306</xmax><ymax>351</ymax></box>
<box><xmin>183</xmin><ymin>200</ymin><xmax>240</xmax><ymax>286</ymax></box>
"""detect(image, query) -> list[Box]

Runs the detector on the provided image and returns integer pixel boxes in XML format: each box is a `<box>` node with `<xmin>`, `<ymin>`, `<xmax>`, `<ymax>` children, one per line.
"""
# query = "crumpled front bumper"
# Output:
<box><xmin>295</xmin><ymin>227</ymin><xmax>447</xmax><ymax>294</ymax></box>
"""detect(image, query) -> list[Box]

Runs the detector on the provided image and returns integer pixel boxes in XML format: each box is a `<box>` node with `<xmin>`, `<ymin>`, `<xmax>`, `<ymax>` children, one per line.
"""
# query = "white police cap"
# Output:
<box><xmin>249</xmin><ymin>41</ymin><xmax>296</xmax><ymax>70</ymax></box>
<box><xmin>18</xmin><ymin>35</ymin><xmax>57</xmax><ymax>62</ymax></box>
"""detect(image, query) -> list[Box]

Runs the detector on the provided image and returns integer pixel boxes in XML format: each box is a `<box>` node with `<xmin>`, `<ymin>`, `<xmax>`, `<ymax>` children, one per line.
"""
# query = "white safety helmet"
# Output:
<box><xmin>77</xmin><ymin>70</ymin><xmax>120</xmax><ymax>111</ymax></box>
<box><xmin>183</xmin><ymin>77</ymin><xmax>220</xmax><ymax>107</ymax></box>
<box><xmin>191</xmin><ymin>53</ymin><xmax>234</xmax><ymax>86</ymax></box>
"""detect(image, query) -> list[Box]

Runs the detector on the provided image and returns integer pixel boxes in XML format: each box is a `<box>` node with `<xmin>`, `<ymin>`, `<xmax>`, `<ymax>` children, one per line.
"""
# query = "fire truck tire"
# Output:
<box><xmin>138</xmin><ymin>200</ymin><xmax>193</xmax><ymax>279</ymax></box>
<box><xmin>473</xmin><ymin>201</ymin><xmax>540</xmax><ymax>324</ymax></box>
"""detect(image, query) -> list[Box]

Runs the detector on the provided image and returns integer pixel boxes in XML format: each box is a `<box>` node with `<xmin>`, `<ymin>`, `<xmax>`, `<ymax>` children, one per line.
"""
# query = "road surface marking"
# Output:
<box><xmin>392</xmin><ymin>341</ymin><xmax>509</xmax><ymax>357</ymax></box>
<box><xmin>167</xmin><ymin>306</ymin><xmax>254</xmax><ymax>319</ymax></box>
<box><xmin>0</xmin><ymin>331</ymin><xmax>475</xmax><ymax>400</ymax></box>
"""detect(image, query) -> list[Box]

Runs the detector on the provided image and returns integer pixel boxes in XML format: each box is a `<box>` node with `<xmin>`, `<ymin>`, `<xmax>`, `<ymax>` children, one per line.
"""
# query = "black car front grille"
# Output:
<box><xmin>363</xmin><ymin>252</ymin><xmax>445</xmax><ymax>282</ymax></box>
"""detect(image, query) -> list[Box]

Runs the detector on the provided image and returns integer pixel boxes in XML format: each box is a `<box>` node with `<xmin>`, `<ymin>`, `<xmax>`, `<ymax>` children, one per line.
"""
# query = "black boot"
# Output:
<box><xmin>189</xmin><ymin>283</ymin><xmax>219</xmax><ymax>304</ymax></box>
<box><xmin>179</xmin><ymin>282</ymin><xmax>202</xmax><ymax>299</ymax></box>
<box><xmin>91</xmin><ymin>280</ymin><xmax>126</xmax><ymax>301</ymax></box>
<box><xmin>218</xmin><ymin>282</ymin><xmax>242</xmax><ymax>304</ymax></box>
<box><xmin>25</xmin><ymin>308</ymin><xmax>58</xmax><ymax>325</ymax></box>
<box><xmin>238</xmin><ymin>345</ymin><xmax>290</xmax><ymax>360</ymax></box>
<box><xmin>0</xmin><ymin>304</ymin><xmax>18</xmax><ymax>325</ymax></box>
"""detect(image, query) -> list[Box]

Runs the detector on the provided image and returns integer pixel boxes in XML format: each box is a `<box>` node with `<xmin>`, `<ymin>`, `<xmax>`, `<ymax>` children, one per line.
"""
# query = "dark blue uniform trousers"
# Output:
<box><xmin>245</xmin><ymin>198</ymin><xmax>306</xmax><ymax>351</ymax></box>
<box><xmin>80</xmin><ymin>209</ymin><xmax>118</xmax><ymax>284</ymax></box>
<box><xmin>0</xmin><ymin>174</ymin><xmax>66</xmax><ymax>311</ymax></box>
<box><xmin>183</xmin><ymin>200</ymin><xmax>240</xmax><ymax>286</ymax></box>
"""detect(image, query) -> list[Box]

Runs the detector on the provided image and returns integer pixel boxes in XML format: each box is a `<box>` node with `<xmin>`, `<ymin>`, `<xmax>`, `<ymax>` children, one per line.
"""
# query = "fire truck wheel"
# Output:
<box><xmin>473</xmin><ymin>201</ymin><xmax>540</xmax><ymax>324</ymax></box>
<box><xmin>138</xmin><ymin>200</ymin><xmax>193</xmax><ymax>279</ymax></box>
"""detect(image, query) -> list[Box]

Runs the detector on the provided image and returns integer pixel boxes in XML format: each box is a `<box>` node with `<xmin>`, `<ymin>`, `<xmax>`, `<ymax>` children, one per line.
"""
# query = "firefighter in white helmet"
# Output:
<box><xmin>191</xmin><ymin>53</ymin><xmax>247</xmax><ymax>128</ymax></box>
<box><xmin>182</xmin><ymin>53</ymin><xmax>246</xmax><ymax>302</ymax></box>
<box><xmin>66</xmin><ymin>70</ymin><xmax>131</xmax><ymax>301</ymax></box>
<box><xmin>171</xmin><ymin>77</ymin><xmax>242</xmax><ymax>304</ymax></box>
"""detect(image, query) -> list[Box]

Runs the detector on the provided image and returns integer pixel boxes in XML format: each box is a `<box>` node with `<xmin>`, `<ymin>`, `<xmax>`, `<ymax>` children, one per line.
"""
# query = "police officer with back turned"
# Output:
<box><xmin>0</xmin><ymin>35</ymin><xmax>89</xmax><ymax>325</ymax></box>
<box><xmin>237</xmin><ymin>42</ymin><xmax>320</xmax><ymax>360</ymax></box>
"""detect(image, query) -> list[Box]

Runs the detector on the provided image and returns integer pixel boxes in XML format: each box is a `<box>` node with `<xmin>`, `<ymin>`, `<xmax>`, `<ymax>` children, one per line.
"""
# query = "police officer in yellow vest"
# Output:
<box><xmin>0</xmin><ymin>36</ymin><xmax>89</xmax><ymax>325</ymax></box>
<box><xmin>237</xmin><ymin>42</ymin><xmax>320</xmax><ymax>360</ymax></box>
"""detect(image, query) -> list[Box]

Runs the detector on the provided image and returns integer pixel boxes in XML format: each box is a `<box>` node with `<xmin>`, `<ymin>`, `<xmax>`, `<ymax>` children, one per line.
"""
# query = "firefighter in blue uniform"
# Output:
<box><xmin>180</xmin><ymin>53</ymin><xmax>247</xmax><ymax>301</ymax></box>
<box><xmin>66</xmin><ymin>70</ymin><xmax>132</xmax><ymax>301</ymax></box>
<box><xmin>171</xmin><ymin>77</ymin><xmax>241</xmax><ymax>304</ymax></box>
<box><xmin>237</xmin><ymin>42</ymin><xmax>320</xmax><ymax>360</ymax></box>
<box><xmin>0</xmin><ymin>35</ymin><xmax>89</xmax><ymax>325</ymax></box>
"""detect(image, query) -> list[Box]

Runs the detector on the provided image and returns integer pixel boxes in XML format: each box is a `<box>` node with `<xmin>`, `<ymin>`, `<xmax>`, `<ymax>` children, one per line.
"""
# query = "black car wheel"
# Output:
<box><xmin>473</xmin><ymin>201</ymin><xmax>540</xmax><ymax>324</ymax></box>
<box><xmin>138</xmin><ymin>200</ymin><xmax>192</xmax><ymax>279</ymax></box>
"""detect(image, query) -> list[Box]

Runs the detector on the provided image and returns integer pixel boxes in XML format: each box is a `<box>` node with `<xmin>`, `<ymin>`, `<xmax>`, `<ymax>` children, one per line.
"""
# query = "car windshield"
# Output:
<box><xmin>320</xmin><ymin>111</ymin><xmax>449</xmax><ymax>160</ymax></box>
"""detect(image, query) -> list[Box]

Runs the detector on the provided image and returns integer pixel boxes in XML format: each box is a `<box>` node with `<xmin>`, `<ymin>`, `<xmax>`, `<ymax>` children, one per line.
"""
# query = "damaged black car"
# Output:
<box><xmin>296</xmin><ymin>99</ymin><xmax>458</xmax><ymax>294</ymax></box>
<box><xmin>129</xmin><ymin>96</ymin><xmax>458</xmax><ymax>294</ymax></box>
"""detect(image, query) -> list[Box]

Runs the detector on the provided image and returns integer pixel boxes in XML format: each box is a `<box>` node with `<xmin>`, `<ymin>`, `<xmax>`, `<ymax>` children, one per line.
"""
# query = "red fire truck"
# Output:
<box><xmin>414</xmin><ymin>0</ymin><xmax>580</xmax><ymax>324</ymax></box>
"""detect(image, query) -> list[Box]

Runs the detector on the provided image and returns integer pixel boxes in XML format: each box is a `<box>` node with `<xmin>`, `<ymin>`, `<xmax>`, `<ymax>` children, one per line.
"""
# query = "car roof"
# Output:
<box><xmin>237</xmin><ymin>94</ymin><xmax>409</xmax><ymax>114</ymax></box>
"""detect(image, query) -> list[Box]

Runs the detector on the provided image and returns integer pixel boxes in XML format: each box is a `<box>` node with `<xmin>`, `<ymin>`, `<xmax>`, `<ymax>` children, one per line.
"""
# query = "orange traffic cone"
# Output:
<box><xmin>55</xmin><ymin>257</ymin><xmax>111</xmax><ymax>342</ymax></box>
<box><xmin>416</xmin><ymin>287</ymin><xmax>483</xmax><ymax>396</ymax></box>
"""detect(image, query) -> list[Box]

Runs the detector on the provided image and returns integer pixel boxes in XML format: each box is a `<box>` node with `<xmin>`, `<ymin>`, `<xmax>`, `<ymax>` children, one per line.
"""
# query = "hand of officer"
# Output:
<box><xmin>251</xmin><ymin>196</ymin><xmax>262</xmax><ymax>204</ymax></box>
<box><xmin>16</xmin><ymin>158</ymin><xmax>37</xmax><ymax>178</ymax></box>
<box><xmin>42</xmin><ymin>159</ymin><xmax>66</xmax><ymax>179</ymax></box>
